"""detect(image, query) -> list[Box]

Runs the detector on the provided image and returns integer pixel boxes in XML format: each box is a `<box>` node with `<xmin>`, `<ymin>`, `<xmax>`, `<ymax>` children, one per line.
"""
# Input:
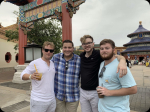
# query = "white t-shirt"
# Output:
<box><xmin>21</xmin><ymin>58</ymin><xmax>55</xmax><ymax>102</ymax></box>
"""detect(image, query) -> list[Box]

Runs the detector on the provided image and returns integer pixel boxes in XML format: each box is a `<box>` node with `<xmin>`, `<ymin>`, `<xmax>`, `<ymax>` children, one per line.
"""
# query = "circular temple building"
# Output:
<box><xmin>121</xmin><ymin>21</ymin><xmax>150</xmax><ymax>62</ymax></box>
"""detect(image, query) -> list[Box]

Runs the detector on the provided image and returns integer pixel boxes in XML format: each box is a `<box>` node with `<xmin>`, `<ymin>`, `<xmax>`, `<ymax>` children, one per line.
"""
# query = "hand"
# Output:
<box><xmin>97</xmin><ymin>86</ymin><xmax>111</xmax><ymax>96</ymax></box>
<box><xmin>117</xmin><ymin>60</ymin><xmax>127</xmax><ymax>78</ymax></box>
<box><xmin>31</xmin><ymin>72</ymin><xmax>40</xmax><ymax>80</ymax></box>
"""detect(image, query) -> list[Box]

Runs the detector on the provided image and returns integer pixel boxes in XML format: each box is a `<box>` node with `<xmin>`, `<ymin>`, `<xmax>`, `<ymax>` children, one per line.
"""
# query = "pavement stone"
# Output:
<box><xmin>0</xmin><ymin>65</ymin><xmax>150</xmax><ymax>112</ymax></box>
<box><xmin>0</xmin><ymin>69</ymin><xmax>15</xmax><ymax>83</ymax></box>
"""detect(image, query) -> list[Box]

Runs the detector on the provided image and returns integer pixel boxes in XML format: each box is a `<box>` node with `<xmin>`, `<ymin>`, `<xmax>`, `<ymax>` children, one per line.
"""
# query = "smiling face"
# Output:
<box><xmin>82</xmin><ymin>38</ymin><xmax>94</xmax><ymax>53</ymax></box>
<box><xmin>100</xmin><ymin>43</ymin><xmax>115</xmax><ymax>60</ymax></box>
<box><xmin>62</xmin><ymin>43</ymin><xmax>74</xmax><ymax>58</ymax></box>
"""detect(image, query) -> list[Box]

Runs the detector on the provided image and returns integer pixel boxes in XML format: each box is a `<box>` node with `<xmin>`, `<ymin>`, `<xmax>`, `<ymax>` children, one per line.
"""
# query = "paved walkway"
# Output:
<box><xmin>0</xmin><ymin>68</ymin><xmax>15</xmax><ymax>83</ymax></box>
<box><xmin>0</xmin><ymin>65</ymin><xmax>150</xmax><ymax>112</ymax></box>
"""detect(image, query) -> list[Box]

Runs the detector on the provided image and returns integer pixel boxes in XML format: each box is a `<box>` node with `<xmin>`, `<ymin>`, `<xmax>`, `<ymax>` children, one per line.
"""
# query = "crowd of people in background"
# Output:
<box><xmin>126</xmin><ymin>58</ymin><xmax>150</xmax><ymax>68</ymax></box>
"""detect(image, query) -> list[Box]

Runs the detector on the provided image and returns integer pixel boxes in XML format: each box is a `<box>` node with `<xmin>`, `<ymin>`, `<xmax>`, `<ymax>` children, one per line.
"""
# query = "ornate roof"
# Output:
<box><xmin>127</xmin><ymin>21</ymin><xmax>150</xmax><ymax>37</ymax></box>
<box><xmin>124</xmin><ymin>37</ymin><xmax>150</xmax><ymax>46</ymax></box>
<box><xmin>121</xmin><ymin>46</ymin><xmax>150</xmax><ymax>53</ymax></box>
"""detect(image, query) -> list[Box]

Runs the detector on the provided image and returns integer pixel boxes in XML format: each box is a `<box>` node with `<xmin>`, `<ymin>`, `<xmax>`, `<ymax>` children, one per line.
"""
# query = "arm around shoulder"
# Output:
<box><xmin>115</xmin><ymin>55</ymin><xmax>126</xmax><ymax>62</ymax></box>
<box><xmin>115</xmin><ymin>55</ymin><xmax>127</xmax><ymax>77</ymax></box>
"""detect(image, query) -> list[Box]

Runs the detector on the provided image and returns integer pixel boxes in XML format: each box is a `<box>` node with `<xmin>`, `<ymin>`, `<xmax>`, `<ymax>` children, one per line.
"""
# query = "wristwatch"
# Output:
<box><xmin>29</xmin><ymin>74</ymin><xmax>32</xmax><ymax>80</ymax></box>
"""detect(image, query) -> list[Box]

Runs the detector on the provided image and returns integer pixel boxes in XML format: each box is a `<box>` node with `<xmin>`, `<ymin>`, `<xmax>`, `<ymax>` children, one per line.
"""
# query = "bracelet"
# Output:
<box><xmin>29</xmin><ymin>74</ymin><xmax>32</xmax><ymax>80</ymax></box>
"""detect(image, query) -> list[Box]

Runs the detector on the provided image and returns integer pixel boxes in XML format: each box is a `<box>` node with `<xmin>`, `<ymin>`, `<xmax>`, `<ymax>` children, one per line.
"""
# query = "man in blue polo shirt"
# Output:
<box><xmin>97</xmin><ymin>39</ymin><xmax>137</xmax><ymax>112</ymax></box>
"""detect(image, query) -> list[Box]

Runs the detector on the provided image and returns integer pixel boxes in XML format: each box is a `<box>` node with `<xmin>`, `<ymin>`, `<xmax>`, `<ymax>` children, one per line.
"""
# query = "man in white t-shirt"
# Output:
<box><xmin>21</xmin><ymin>41</ymin><xmax>56</xmax><ymax>112</ymax></box>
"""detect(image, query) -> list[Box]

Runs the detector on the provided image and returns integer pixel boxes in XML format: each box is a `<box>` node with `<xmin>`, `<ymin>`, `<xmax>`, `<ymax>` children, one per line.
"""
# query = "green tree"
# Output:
<box><xmin>74</xmin><ymin>50</ymin><xmax>82</xmax><ymax>56</ymax></box>
<box><xmin>5</xmin><ymin>19</ymin><xmax>62</xmax><ymax>54</ymax></box>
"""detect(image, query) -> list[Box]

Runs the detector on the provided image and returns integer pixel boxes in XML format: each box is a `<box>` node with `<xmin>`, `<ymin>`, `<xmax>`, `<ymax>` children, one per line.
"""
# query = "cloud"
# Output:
<box><xmin>73</xmin><ymin>0</ymin><xmax>150</xmax><ymax>47</ymax></box>
<box><xmin>1</xmin><ymin>0</ymin><xmax>150</xmax><ymax>47</ymax></box>
<box><xmin>0</xmin><ymin>2</ymin><xmax>18</xmax><ymax>26</ymax></box>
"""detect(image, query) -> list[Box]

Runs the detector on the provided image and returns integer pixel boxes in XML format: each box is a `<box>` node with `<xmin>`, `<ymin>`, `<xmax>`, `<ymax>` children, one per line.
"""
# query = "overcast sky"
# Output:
<box><xmin>0</xmin><ymin>0</ymin><xmax>150</xmax><ymax>47</ymax></box>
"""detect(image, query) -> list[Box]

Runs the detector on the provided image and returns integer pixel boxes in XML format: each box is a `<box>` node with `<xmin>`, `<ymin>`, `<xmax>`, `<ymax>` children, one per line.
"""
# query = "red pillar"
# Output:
<box><xmin>62</xmin><ymin>3</ymin><xmax>72</xmax><ymax>41</ymax></box>
<box><xmin>18</xmin><ymin>25</ymin><xmax>27</xmax><ymax>65</ymax></box>
<box><xmin>18</xmin><ymin>0</ymin><xmax>36</xmax><ymax>65</ymax></box>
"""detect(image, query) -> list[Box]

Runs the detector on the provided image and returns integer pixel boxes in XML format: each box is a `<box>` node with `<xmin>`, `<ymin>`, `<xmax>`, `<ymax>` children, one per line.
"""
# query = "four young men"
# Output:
<box><xmin>21</xmin><ymin>36</ymin><xmax>136</xmax><ymax>112</ymax></box>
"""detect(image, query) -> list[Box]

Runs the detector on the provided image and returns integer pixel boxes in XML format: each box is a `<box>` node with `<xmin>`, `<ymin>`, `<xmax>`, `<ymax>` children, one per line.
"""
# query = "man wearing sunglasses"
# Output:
<box><xmin>51</xmin><ymin>40</ymin><xmax>80</xmax><ymax>112</ymax></box>
<box><xmin>97</xmin><ymin>39</ymin><xmax>137</xmax><ymax>112</ymax></box>
<box><xmin>80</xmin><ymin>35</ymin><xmax>127</xmax><ymax>112</ymax></box>
<box><xmin>21</xmin><ymin>41</ymin><xmax>56</xmax><ymax>112</ymax></box>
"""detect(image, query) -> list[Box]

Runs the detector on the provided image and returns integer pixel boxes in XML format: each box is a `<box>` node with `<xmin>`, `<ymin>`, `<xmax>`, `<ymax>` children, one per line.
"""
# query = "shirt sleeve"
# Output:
<box><xmin>118</xmin><ymin>67</ymin><xmax>136</xmax><ymax>88</ymax></box>
<box><xmin>20</xmin><ymin>61</ymin><xmax>36</xmax><ymax>80</ymax></box>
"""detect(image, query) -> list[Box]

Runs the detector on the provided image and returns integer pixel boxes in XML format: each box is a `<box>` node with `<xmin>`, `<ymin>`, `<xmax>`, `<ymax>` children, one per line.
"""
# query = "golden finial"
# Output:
<box><xmin>139</xmin><ymin>21</ymin><xmax>142</xmax><ymax>25</ymax></box>
<box><xmin>27</xmin><ymin>39</ymin><xmax>30</xmax><ymax>43</ymax></box>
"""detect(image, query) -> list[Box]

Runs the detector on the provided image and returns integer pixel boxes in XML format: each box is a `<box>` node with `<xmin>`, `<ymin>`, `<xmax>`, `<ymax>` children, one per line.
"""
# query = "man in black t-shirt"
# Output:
<box><xmin>79</xmin><ymin>35</ymin><xmax>127</xmax><ymax>112</ymax></box>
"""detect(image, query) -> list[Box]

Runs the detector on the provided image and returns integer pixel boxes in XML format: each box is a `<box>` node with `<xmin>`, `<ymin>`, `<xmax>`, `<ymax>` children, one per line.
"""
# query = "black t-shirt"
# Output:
<box><xmin>126</xmin><ymin>59</ymin><xmax>129</xmax><ymax>67</ymax></box>
<box><xmin>80</xmin><ymin>49</ymin><xmax>103</xmax><ymax>90</ymax></box>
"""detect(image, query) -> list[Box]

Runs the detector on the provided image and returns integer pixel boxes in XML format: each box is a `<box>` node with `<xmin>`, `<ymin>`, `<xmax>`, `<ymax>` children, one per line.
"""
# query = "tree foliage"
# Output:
<box><xmin>74</xmin><ymin>50</ymin><xmax>82</xmax><ymax>56</ymax></box>
<box><xmin>5</xmin><ymin>19</ymin><xmax>62</xmax><ymax>53</ymax></box>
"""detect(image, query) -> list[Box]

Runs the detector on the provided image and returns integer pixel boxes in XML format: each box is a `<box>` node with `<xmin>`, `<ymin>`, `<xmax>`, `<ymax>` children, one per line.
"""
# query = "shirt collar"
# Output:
<box><xmin>83</xmin><ymin>48</ymin><xmax>95</xmax><ymax>57</ymax></box>
<box><xmin>61</xmin><ymin>53</ymin><xmax>75</xmax><ymax>61</ymax></box>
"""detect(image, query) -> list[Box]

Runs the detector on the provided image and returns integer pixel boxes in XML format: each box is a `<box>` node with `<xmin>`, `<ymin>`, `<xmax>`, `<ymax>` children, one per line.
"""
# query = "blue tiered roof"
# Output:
<box><xmin>124</xmin><ymin>37</ymin><xmax>150</xmax><ymax>46</ymax></box>
<box><xmin>127</xmin><ymin>24</ymin><xmax>150</xmax><ymax>38</ymax></box>
<box><xmin>122</xmin><ymin>46</ymin><xmax>150</xmax><ymax>53</ymax></box>
<box><xmin>122</xmin><ymin>21</ymin><xmax>150</xmax><ymax>53</ymax></box>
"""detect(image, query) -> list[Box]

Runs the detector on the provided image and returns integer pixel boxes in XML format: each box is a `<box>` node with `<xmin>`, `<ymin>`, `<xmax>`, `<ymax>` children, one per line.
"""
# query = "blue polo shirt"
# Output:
<box><xmin>98</xmin><ymin>58</ymin><xmax>136</xmax><ymax>112</ymax></box>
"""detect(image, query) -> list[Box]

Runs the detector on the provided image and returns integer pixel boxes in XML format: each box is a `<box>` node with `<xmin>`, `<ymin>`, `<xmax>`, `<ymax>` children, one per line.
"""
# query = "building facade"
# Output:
<box><xmin>76</xmin><ymin>44</ymin><xmax>126</xmax><ymax>54</ymax></box>
<box><xmin>121</xmin><ymin>22</ymin><xmax>150</xmax><ymax>62</ymax></box>
<box><xmin>0</xmin><ymin>22</ymin><xmax>18</xmax><ymax>69</ymax></box>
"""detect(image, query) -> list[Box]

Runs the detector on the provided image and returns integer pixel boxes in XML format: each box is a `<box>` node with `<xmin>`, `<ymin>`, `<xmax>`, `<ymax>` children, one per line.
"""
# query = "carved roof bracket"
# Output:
<box><xmin>20</xmin><ymin>21</ymin><xmax>34</xmax><ymax>35</ymax></box>
<box><xmin>66</xmin><ymin>0</ymin><xmax>85</xmax><ymax>18</ymax></box>
<box><xmin>51</xmin><ymin>10</ymin><xmax>62</xmax><ymax>21</ymax></box>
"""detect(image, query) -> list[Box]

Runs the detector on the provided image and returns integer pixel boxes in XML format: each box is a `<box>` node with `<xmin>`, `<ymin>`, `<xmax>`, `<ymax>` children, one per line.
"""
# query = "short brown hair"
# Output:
<box><xmin>63</xmin><ymin>40</ymin><xmax>74</xmax><ymax>47</ymax></box>
<box><xmin>80</xmin><ymin>35</ymin><xmax>93</xmax><ymax>43</ymax></box>
<box><xmin>100</xmin><ymin>39</ymin><xmax>115</xmax><ymax>49</ymax></box>
<box><xmin>42</xmin><ymin>41</ymin><xmax>55</xmax><ymax>49</ymax></box>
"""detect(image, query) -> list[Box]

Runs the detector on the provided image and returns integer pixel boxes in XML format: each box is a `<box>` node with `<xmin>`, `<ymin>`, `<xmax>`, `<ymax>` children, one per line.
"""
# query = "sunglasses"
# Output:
<box><xmin>44</xmin><ymin>49</ymin><xmax>54</xmax><ymax>53</ymax></box>
<box><xmin>99</xmin><ymin>66</ymin><xmax>106</xmax><ymax>78</ymax></box>
<box><xmin>82</xmin><ymin>42</ymin><xmax>93</xmax><ymax>46</ymax></box>
<box><xmin>65</xmin><ymin>61</ymin><xmax>69</xmax><ymax>70</ymax></box>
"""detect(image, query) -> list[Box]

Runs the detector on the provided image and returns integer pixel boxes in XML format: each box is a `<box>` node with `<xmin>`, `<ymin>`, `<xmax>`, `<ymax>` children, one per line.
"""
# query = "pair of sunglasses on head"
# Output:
<box><xmin>44</xmin><ymin>49</ymin><xmax>54</xmax><ymax>53</ymax></box>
